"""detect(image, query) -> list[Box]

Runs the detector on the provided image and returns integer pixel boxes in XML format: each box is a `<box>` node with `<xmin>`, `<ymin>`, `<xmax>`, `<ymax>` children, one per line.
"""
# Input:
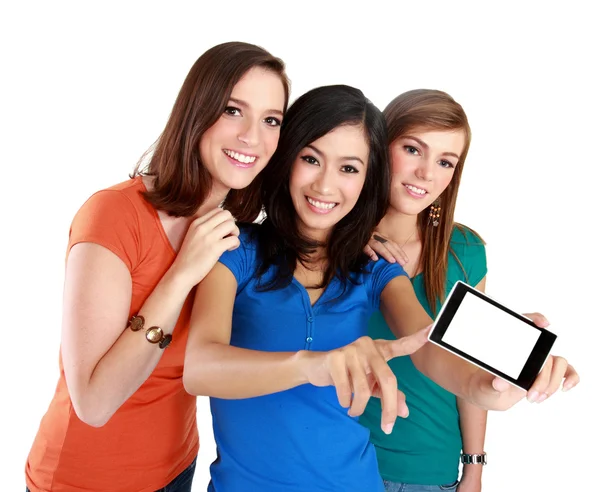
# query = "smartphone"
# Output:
<box><xmin>428</xmin><ymin>281</ymin><xmax>557</xmax><ymax>390</ymax></box>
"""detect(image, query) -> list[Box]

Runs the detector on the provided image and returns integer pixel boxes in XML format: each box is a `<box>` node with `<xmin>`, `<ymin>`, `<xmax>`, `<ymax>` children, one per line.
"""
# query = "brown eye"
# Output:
<box><xmin>301</xmin><ymin>155</ymin><xmax>318</xmax><ymax>165</ymax></box>
<box><xmin>264</xmin><ymin>116</ymin><xmax>282</xmax><ymax>127</ymax></box>
<box><xmin>224</xmin><ymin>106</ymin><xmax>241</xmax><ymax>116</ymax></box>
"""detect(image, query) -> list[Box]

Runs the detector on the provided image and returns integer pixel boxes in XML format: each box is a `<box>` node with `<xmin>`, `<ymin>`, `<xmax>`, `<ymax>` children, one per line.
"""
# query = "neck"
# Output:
<box><xmin>377</xmin><ymin>208</ymin><xmax>420</xmax><ymax>243</ymax></box>
<box><xmin>193</xmin><ymin>183</ymin><xmax>229</xmax><ymax>218</ymax></box>
<box><xmin>296</xmin><ymin>223</ymin><xmax>329</xmax><ymax>268</ymax></box>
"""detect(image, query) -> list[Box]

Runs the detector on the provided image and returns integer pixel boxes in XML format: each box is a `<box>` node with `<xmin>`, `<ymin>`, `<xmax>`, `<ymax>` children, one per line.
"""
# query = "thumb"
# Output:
<box><xmin>522</xmin><ymin>312</ymin><xmax>550</xmax><ymax>328</ymax></box>
<box><xmin>491</xmin><ymin>377</ymin><xmax>510</xmax><ymax>392</ymax></box>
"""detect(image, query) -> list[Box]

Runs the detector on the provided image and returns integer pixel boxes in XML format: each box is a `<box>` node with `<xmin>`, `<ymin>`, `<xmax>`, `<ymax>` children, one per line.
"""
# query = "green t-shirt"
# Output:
<box><xmin>359</xmin><ymin>225</ymin><xmax>487</xmax><ymax>485</ymax></box>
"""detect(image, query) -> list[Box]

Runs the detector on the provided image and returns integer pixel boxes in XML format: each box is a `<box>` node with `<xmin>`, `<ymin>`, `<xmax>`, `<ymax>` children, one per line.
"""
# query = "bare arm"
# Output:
<box><xmin>457</xmin><ymin>278</ymin><xmax>488</xmax><ymax>488</ymax></box>
<box><xmin>380</xmin><ymin>276</ymin><xmax>579</xmax><ymax>410</ymax></box>
<box><xmin>62</xmin><ymin>209</ymin><xmax>239</xmax><ymax>427</ymax></box>
<box><xmin>61</xmin><ymin>243</ymin><xmax>190</xmax><ymax>427</ymax></box>
<box><xmin>380</xmin><ymin>275</ymin><xmax>477</xmax><ymax>399</ymax></box>
<box><xmin>183</xmin><ymin>263</ymin><xmax>310</xmax><ymax>398</ymax></box>
<box><xmin>183</xmin><ymin>262</ymin><xmax>430</xmax><ymax>434</ymax></box>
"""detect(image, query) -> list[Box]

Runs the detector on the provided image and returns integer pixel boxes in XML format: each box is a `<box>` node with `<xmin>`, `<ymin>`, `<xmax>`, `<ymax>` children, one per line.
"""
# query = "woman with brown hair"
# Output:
<box><xmin>25</xmin><ymin>41</ymin><xmax>289</xmax><ymax>492</ymax></box>
<box><xmin>182</xmin><ymin>84</ymin><xmax>578</xmax><ymax>492</ymax></box>
<box><xmin>360</xmin><ymin>89</ymin><xmax>578</xmax><ymax>492</ymax></box>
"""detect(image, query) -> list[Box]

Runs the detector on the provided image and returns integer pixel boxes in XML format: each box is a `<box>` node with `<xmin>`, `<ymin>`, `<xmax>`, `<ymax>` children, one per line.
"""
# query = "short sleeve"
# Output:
<box><xmin>218</xmin><ymin>229</ymin><xmax>258</xmax><ymax>291</ymax></box>
<box><xmin>367</xmin><ymin>259</ymin><xmax>408</xmax><ymax>310</ymax></box>
<box><xmin>68</xmin><ymin>190</ymin><xmax>141</xmax><ymax>271</ymax></box>
<box><xmin>451</xmin><ymin>226</ymin><xmax>487</xmax><ymax>287</ymax></box>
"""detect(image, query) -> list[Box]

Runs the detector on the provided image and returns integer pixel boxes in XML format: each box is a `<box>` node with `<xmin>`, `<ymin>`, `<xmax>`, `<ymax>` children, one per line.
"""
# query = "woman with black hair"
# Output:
<box><xmin>183</xmin><ymin>85</ymin><xmax>577</xmax><ymax>492</ymax></box>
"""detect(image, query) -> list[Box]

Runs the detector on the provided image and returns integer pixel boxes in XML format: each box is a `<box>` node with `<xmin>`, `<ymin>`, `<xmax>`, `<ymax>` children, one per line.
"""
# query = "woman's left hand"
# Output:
<box><xmin>457</xmin><ymin>474</ymin><xmax>481</xmax><ymax>492</ymax></box>
<box><xmin>364</xmin><ymin>232</ymin><xmax>409</xmax><ymax>265</ymax></box>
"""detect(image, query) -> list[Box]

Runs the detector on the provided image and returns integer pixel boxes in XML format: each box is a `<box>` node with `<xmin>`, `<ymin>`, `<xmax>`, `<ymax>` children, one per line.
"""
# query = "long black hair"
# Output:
<box><xmin>252</xmin><ymin>85</ymin><xmax>390</xmax><ymax>290</ymax></box>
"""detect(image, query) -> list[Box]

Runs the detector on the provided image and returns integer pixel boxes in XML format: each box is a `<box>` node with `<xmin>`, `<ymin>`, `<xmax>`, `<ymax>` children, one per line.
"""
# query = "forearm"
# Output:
<box><xmin>73</xmin><ymin>267</ymin><xmax>191</xmax><ymax>426</ymax></box>
<box><xmin>457</xmin><ymin>397</ymin><xmax>488</xmax><ymax>479</ymax></box>
<box><xmin>410</xmin><ymin>343</ymin><xmax>480</xmax><ymax>401</ymax></box>
<box><xmin>184</xmin><ymin>343</ymin><xmax>312</xmax><ymax>398</ymax></box>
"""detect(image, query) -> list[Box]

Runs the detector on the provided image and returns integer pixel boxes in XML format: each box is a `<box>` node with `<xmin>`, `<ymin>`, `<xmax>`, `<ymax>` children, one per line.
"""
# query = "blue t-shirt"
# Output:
<box><xmin>208</xmin><ymin>229</ymin><xmax>407</xmax><ymax>492</ymax></box>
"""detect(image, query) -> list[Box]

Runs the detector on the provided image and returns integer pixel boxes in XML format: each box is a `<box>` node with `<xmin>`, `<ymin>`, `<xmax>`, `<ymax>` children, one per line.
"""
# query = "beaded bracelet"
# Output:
<box><xmin>127</xmin><ymin>315</ymin><xmax>172</xmax><ymax>349</ymax></box>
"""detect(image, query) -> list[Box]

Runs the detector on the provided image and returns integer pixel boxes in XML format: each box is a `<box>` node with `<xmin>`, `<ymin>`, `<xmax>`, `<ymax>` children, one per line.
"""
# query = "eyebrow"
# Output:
<box><xmin>229</xmin><ymin>97</ymin><xmax>284</xmax><ymax>117</ymax></box>
<box><xmin>404</xmin><ymin>135</ymin><xmax>460</xmax><ymax>160</ymax></box>
<box><xmin>306</xmin><ymin>144</ymin><xmax>366</xmax><ymax>166</ymax></box>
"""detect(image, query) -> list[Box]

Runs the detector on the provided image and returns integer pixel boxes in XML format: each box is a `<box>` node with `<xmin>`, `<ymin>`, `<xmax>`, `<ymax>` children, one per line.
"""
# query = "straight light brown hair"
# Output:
<box><xmin>384</xmin><ymin>89</ymin><xmax>483</xmax><ymax>314</ymax></box>
<box><xmin>133</xmin><ymin>41</ymin><xmax>290</xmax><ymax>220</ymax></box>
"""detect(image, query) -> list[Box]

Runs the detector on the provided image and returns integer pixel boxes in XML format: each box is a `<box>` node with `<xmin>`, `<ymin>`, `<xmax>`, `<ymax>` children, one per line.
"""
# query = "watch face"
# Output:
<box><xmin>146</xmin><ymin>327</ymin><xmax>163</xmax><ymax>343</ymax></box>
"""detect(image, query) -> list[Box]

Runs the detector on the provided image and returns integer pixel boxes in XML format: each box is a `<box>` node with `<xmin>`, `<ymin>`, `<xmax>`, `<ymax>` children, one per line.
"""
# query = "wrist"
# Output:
<box><xmin>461</xmin><ymin>451</ymin><xmax>487</xmax><ymax>469</ymax></box>
<box><xmin>461</xmin><ymin>463</ymin><xmax>484</xmax><ymax>479</ymax></box>
<box><xmin>163</xmin><ymin>263</ymin><xmax>196</xmax><ymax>295</ymax></box>
<box><xmin>293</xmin><ymin>350</ymin><xmax>321</xmax><ymax>386</ymax></box>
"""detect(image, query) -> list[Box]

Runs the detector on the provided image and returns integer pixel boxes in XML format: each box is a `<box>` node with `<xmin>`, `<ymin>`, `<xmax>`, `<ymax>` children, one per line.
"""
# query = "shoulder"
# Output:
<box><xmin>364</xmin><ymin>257</ymin><xmax>405</xmax><ymax>276</ymax></box>
<box><xmin>450</xmin><ymin>223</ymin><xmax>486</xmax><ymax>257</ymax></box>
<box><xmin>237</xmin><ymin>223</ymin><xmax>260</xmax><ymax>251</ymax></box>
<box><xmin>450</xmin><ymin>223</ymin><xmax>485</xmax><ymax>246</ymax></box>
<box><xmin>363</xmin><ymin>257</ymin><xmax>407</xmax><ymax>287</ymax></box>
<box><xmin>449</xmin><ymin>223</ymin><xmax>487</xmax><ymax>284</ymax></box>
<box><xmin>76</xmin><ymin>178</ymin><xmax>146</xmax><ymax>220</ymax></box>
<box><xmin>218</xmin><ymin>223</ymin><xmax>261</xmax><ymax>284</ymax></box>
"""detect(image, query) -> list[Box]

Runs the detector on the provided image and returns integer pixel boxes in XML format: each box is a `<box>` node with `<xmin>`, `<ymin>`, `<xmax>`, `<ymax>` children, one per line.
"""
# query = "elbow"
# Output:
<box><xmin>182</xmin><ymin>352</ymin><xmax>208</xmax><ymax>397</ymax></box>
<box><xmin>182</xmin><ymin>370</ymin><xmax>198</xmax><ymax>396</ymax></box>
<box><xmin>71</xmin><ymin>398</ymin><xmax>112</xmax><ymax>428</ymax></box>
<box><xmin>409</xmin><ymin>348</ymin><xmax>429</xmax><ymax>377</ymax></box>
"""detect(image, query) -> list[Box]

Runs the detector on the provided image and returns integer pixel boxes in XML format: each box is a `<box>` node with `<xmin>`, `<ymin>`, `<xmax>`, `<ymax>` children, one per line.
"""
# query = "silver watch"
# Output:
<box><xmin>460</xmin><ymin>452</ymin><xmax>487</xmax><ymax>465</ymax></box>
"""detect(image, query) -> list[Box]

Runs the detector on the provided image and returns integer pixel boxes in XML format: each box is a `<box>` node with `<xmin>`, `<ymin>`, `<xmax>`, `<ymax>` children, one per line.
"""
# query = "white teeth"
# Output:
<box><xmin>406</xmin><ymin>184</ymin><xmax>426</xmax><ymax>195</ymax></box>
<box><xmin>307</xmin><ymin>197</ymin><xmax>336</xmax><ymax>209</ymax></box>
<box><xmin>224</xmin><ymin>149</ymin><xmax>256</xmax><ymax>164</ymax></box>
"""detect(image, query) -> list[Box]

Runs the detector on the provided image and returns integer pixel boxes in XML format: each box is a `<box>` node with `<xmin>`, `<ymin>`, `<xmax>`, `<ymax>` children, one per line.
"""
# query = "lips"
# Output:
<box><xmin>305</xmin><ymin>196</ymin><xmax>338</xmax><ymax>214</ymax></box>
<box><xmin>223</xmin><ymin>149</ymin><xmax>258</xmax><ymax>167</ymax></box>
<box><xmin>403</xmin><ymin>183</ymin><xmax>428</xmax><ymax>198</ymax></box>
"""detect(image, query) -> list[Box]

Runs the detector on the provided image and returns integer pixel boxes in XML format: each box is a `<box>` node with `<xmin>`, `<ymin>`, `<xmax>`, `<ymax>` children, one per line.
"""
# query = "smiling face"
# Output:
<box><xmin>389</xmin><ymin>129</ymin><xmax>465</xmax><ymax>216</ymax></box>
<box><xmin>199</xmin><ymin>66</ymin><xmax>286</xmax><ymax>195</ymax></box>
<box><xmin>289</xmin><ymin>124</ymin><xmax>370</xmax><ymax>242</ymax></box>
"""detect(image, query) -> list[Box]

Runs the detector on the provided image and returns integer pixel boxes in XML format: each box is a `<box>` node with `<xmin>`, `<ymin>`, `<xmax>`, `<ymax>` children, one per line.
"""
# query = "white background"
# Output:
<box><xmin>1</xmin><ymin>1</ymin><xmax>598</xmax><ymax>491</ymax></box>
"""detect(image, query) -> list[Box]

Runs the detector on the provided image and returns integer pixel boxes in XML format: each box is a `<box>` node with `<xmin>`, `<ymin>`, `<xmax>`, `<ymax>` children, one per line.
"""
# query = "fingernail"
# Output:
<box><xmin>383</xmin><ymin>423</ymin><xmax>394</xmax><ymax>434</ymax></box>
<box><xmin>563</xmin><ymin>382</ymin><xmax>573</xmax><ymax>392</ymax></box>
<box><xmin>401</xmin><ymin>407</ymin><xmax>409</xmax><ymax>418</ymax></box>
<box><xmin>536</xmin><ymin>393</ymin><xmax>548</xmax><ymax>403</ymax></box>
<box><xmin>527</xmin><ymin>390</ymin><xmax>539</xmax><ymax>403</ymax></box>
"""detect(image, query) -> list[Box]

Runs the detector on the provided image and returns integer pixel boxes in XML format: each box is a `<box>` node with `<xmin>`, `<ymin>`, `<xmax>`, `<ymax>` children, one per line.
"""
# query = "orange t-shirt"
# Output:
<box><xmin>26</xmin><ymin>177</ymin><xmax>199</xmax><ymax>492</ymax></box>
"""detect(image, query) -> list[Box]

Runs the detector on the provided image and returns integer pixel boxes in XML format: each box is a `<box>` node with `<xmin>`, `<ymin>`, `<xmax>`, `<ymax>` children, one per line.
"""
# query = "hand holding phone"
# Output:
<box><xmin>428</xmin><ymin>281</ymin><xmax>556</xmax><ymax>390</ymax></box>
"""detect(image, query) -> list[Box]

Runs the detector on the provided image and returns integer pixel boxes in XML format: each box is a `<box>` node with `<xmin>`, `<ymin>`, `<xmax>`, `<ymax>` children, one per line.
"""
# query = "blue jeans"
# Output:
<box><xmin>156</xmin><ymin>457</ymin><xmax>197</xmax><ymax>492</ymax></box>
<box><xmin>383</xmin><ymin>479</ymin><xmax>459</xmax><ymax>492</ymax></box>
<box><xmin>26</xmin><ymin>457</ymin><xmax>197</xmax><ymax>492</ymax></box>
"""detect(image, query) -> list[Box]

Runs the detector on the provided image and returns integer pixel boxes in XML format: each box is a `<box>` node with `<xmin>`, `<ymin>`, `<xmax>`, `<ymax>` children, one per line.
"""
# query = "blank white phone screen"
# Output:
<box><xmin>442</xmin><ymin>292</ymin><xmax>541</xmax><ymax>379</ymax></box>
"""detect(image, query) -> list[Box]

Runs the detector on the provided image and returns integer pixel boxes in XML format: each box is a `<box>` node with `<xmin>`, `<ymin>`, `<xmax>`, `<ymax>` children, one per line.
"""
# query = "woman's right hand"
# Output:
<box><xmin>365</xmin><ymin>232</ymin><xmax>409</xmax><ymax>265</ymax></box>
<box><xmin>300</xmin><ymin>326</ymin><xmax>430</xmax><ymax>434</ymax></box>
<box><xmin>171</xmin><ymin>208</ymin><xmax>241</xmax><ymax>289</ymax></box>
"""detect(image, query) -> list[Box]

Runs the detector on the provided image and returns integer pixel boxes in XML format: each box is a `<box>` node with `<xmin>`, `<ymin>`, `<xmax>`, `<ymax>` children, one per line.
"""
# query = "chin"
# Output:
<box><xmin>222</xmin><ymin>175</ymin><xmax>258</xmax><ymax>191</ymax></box>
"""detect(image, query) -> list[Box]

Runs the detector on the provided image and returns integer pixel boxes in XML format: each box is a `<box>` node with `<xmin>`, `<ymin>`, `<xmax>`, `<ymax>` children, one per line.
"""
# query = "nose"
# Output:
<box><xmin>237</xmin><ymin>118</ymin><xmax>259</xmax><ymax>147</ymax></box>
<box><xmin>415</xmin><ymin>158</ymin><xmax>435</xmax><ymax>182</ymax></box>
<box><xmin>311</xmin><ymin>166</ymin><xmax>335</xmax><ymax>196</ymax></box>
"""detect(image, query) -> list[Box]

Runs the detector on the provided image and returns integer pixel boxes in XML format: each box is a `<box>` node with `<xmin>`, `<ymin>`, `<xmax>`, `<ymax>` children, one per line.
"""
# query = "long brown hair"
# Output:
<box><xmin>132</xmin><ymin>41</ymin><xmax>290</xmax><ymax>220</ymax></box>
<box><xmin>384</xmin><ymin>89</ymin><xmax>483</xmax><ymax>314</ymax></box>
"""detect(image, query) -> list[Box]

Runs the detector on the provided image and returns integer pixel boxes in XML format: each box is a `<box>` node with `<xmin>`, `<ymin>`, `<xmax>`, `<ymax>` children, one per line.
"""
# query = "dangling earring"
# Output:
<box><xmin>428</xmin><ymin>199</ymin><xmax>441</xmax><ymax>227</ymax></box>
